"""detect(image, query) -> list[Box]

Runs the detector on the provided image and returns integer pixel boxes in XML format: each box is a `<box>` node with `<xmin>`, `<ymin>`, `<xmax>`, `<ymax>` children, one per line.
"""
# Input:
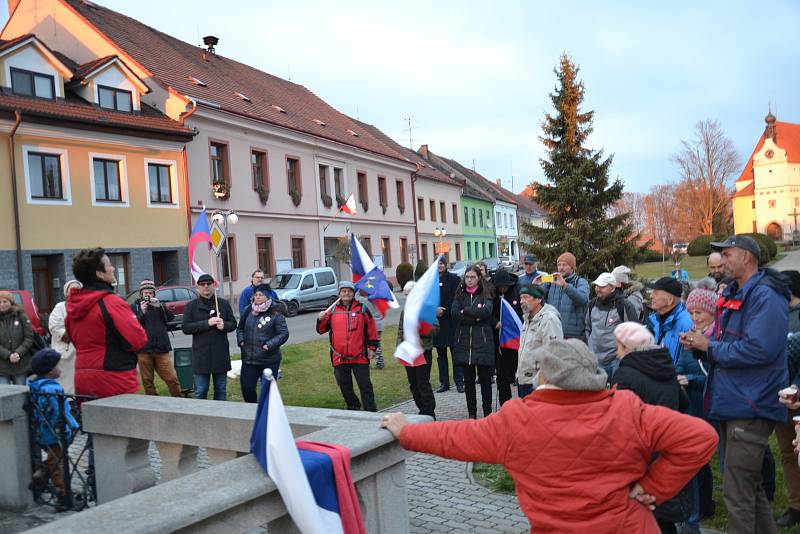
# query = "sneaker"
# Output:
<box><xmin>777</xmin><ymin>508</ymin><xmax>800</xmax><ymax>527</ymax></box>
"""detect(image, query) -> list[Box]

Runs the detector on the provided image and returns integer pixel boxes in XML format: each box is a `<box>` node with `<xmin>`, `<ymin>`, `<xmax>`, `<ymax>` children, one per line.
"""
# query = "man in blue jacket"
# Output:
<box><xmin>646</xmin><ymin>277</ymin><xmax>693</xmax><ymax>365</ymax></box>
<box><xmin>536</xmin><ymin>252</ymin><xmax>589</xmax><ymax>340</ymax></box>
<box><xmin>682</xmin><ymin>235</ymin><xmax>789</xmax><ymax>534</ymax></box>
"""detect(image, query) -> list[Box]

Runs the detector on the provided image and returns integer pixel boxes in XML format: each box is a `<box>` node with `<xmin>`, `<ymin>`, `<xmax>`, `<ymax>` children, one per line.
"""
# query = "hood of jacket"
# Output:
<box><xmin>532</xmin><ymin>303</ymin><xmax>561</xmax><ymax>322</ymax></box>
<box><xmin>624</xmin><ymin>282</ymin><xmax>644</xmax><ymax>298</ymax></box>
<box><xmin>66</xmin><ymin>282</ymin><xmax>115</xmax><ymax>320</ymax></box>
<box><xmin>595</xmin><ymin>288</ymin><xmax>627</xmax><ymax>309</ymax></box>
<box><xmin>492</xmin><ymin>269</ymin><xmax>518</xmax><ymax>288</ymax></box>
<box><xmin>620</xmin><ymin>347</ymin><xmax>676</xmax><ymax>381</ymax></box>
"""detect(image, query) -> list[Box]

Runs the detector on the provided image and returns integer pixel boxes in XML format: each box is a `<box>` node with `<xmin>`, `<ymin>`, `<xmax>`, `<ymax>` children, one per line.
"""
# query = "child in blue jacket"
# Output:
<box><xmin>27</xmin><ymin>349</ymin><xmax>79</xmax><ymax>504</ymax></box>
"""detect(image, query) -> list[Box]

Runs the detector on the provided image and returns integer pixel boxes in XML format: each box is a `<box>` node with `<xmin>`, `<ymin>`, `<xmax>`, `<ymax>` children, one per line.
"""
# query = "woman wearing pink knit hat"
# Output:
<box><xmin>675</xmin><ymin>287</ymin><xmax>718</xmax><ymax>530</ymax></box>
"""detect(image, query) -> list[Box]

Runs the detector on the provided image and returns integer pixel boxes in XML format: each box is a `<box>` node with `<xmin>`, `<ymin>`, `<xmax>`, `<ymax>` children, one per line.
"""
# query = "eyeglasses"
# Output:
<box><xmin>464</xmin><ymin>275</ymin><xmax>478</xmax><ymax>280</ymax></box>
<box><xmin>198</xmin><ymin>282</ymin><xmax>214</xmax><ymax>287</ymax></box>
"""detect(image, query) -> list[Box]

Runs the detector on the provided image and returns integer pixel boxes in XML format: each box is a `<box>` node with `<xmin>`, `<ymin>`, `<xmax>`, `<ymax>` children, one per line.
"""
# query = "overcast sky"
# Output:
<box><xmin>3</xmin><ymin>1</ymin><xmax>799</xmax><ymax>193</ymax></box>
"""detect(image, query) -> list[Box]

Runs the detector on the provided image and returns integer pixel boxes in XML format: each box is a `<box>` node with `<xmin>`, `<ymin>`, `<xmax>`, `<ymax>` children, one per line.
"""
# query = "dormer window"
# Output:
<box><xmin>98</xmin><ymin>85</ymin><xmax>133</xmax><ymax>112</ymax></box>
<box><xmin>10</xmin><ymin>68</ymin><xmax>54</xmax><ymax>99</ymax></box>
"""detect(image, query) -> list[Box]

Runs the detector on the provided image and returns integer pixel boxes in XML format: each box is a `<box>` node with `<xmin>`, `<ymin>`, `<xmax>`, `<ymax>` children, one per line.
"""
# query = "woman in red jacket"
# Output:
<box><xmin>66</xmin><ymin>248</ymin><xmax>147</xmax><ymax>399</ymax></box>
<box><xmin>381</xmin><ymin>339</ymin><xmax>718</xmax><ymax>533</ymax></box>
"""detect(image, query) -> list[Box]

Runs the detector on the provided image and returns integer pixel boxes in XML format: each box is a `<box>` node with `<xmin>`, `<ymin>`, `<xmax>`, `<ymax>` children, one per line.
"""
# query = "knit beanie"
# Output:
<box><xmin>63</xmin><ymin>279</ymin><xmax>82</xmax><ymax>298</ymax></box>
<box><xmin>533</xmin><ymin>339</ymin><xmax>607</xmax><ymax>391</ymax></box>
<box><xmin>557</xmin><ymin>252</ymin><xmax>576</xmax><ymax>271</ymax></box>
<box><xmin>611</xmin><ymin>265</ymin><xmax>631</xmax><ymax>285</ymax></box>
<box><xmin>0</xmin><ymin>290</ymin><xmax>13</xmax><ymax>304</ymax></box>
<box><xmin>685</xmin><ymin>288</ymin><xmax>718</xmax><ymax>316</ymax></box>
<box><xmin>139</xmin><ymin>279</ymin><xmax>156</xmax><ymax>294</ymax></box>
<box><xmin>614</xmin><ymin>322</ymin><xmax>655</xmax><ymax>351</ymax></box>
<box><xmin>31</xmin><ymin>349</ymin><xmax>61</xmax><ymax>376</ymax></box>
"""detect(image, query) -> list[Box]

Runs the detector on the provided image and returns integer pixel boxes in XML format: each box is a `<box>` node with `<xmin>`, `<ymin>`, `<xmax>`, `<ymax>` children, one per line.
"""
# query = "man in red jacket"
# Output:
<box><xmin>381</xmin><ymin>339</ymin><xmax>718</xmax><ymax>533</ymax></box>
<box><xmin>66</xmin><ymin>248</ymin><xmax>147</xmax><ymax>399</ymax></box>
<box><xmin>317</xmin><ymin>281</ymin><xmax>379</xmax><ymax>411</ymax></box>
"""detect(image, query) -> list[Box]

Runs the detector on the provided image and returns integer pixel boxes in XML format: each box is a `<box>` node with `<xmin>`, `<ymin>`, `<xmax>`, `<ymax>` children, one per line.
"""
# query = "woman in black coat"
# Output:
<box><xmin>236</xmin><ymin>284</ymin><xmax>289</xmax><ymax>403</ymax></box>
<box><xmin>452</xmin><ymin>265</ymin><xmax>495</xmax><ymax>419</ymax></box>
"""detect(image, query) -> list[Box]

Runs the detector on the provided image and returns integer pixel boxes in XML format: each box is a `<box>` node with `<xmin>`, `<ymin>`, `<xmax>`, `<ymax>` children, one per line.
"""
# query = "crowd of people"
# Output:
<box><xmin>6</xmin><ymin>236</ymin><xmax>800</xmax><ymax>531</ymax></box>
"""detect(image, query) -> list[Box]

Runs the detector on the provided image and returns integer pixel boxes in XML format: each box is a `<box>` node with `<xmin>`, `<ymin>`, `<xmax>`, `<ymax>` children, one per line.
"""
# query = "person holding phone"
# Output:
<box><xmin>133</xmin><ymin>279</ymin><xmax>181</xmax><ymax>397</ymax></box>
<box><xmin>534</xmin><ymin>252</ymin><xmax>589</xmax><ymax>341</ymax></box>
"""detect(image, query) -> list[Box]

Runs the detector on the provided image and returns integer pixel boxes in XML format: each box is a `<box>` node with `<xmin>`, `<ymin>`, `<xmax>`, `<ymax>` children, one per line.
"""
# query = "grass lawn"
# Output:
<box><xmin>634</xmin><ymin>247</ymin><xmax>799</xmax><ymax>282</ymax></box>
<box><xmin>473</xmin><ymin>434</ymin><xmax>800</xmax><ymax>533</ymax></box>
<box><xmin>153</xmin><ymin>325</ymin><xmax>413</xmax><ymax>410</ymax></box>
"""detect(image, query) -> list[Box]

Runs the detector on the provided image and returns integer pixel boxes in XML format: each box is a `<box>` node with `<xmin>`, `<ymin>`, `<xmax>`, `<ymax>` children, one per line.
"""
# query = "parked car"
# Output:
<box><xmin>3</xmin><ymin>290</ymin><xmax>45</xmax><ymax>336</ymax></box>
<box><xmin>672</xmin><ymin>243</ymin><xmax>689</xmax><ymax>255</ymax></box>
<box><xmin>271</xmin><ymin>267</ymin><xmax>339</xmax><ymax>317</ymax></box>
<box><xmin>498</xmin><ymin>255</ymin><xmax>518</xmax><ymax>272</ymax></box>
<box><xmin>125</xmin><ymin>285</ymin><xmax>198</xmax><ymax>331</ymax></box>
<box><xmin>481</xmin><ymin>257</ymin><xmax>502</xmax><ymax>277</ymax></box>
<box><xmin>449</xmin><ymin>261</ymin><xmax>470</xmax><ymax>279</ymax></box>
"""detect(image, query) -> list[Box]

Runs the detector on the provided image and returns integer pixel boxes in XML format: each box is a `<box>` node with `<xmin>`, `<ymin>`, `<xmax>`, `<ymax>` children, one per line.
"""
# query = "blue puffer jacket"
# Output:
<box><xmin>647</xmin><ymin>302</ymin><xmax>693</xmax><ymax>365</ymax></box>
<box><xmin>544</xmin><ymin>273</ymin><xmax>589</xmax><ymax>339</ymax></box>
<box><xmin>27</xmin><ymin>376</ymin><xmax>79</xmax><ymax>446</ymax></box>
<box><xmin>236</xmin><ymin>303</ymin><xmax>289</xmax><ymax>366</ymax></box>
<box><xmin>708</xmin><ymin>269</ymin><xmax>789</xmax><ymax>423</ymax></box>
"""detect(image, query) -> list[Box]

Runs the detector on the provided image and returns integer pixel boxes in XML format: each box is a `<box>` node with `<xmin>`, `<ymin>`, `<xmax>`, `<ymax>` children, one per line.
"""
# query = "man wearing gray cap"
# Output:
<box><xmin>380</xmin><ymin>339</ymin><xmax>717</xmax><ymax>532</ymax></box>
<box><xmin>518</xmin><ymin>254</ymin><xmax>544</xmax><ymax>286</ymax></box>
<box><xmin>681</xmin><ymin>234</ymin><xmax>789</xmax><ymax>534</ymax></box>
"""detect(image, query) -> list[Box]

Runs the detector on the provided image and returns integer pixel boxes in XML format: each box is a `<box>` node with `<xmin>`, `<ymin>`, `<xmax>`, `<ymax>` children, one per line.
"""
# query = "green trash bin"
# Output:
<box><xmin>173</xmin><ymin>348</ymin><xmax>194</xmax><ymax>396</ymax></box>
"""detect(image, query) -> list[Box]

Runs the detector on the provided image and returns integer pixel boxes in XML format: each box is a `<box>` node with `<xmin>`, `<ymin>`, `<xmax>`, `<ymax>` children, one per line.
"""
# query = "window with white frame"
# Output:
<box><xmin>23</xmin><ymin>146</ymin><xmax>70</xmax><ymax>204</ymax></box>
<box><xmin>145</xmin><ymin>159</ymin><xmax>178</xmax><ymax>208</ymax></box>
<box><xmin>90</xmin><ymin>155</ymin><xmax>128</xmax><ymax>206</ymax></box>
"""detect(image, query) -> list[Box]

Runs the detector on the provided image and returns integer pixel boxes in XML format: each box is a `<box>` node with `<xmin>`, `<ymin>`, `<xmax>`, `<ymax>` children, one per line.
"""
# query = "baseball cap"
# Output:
<box><xmin>592</xmin><ymin>273</ymin><xmax>617</xmax><ymax>287</ymax></box>
<box><xmin>646</xmin><ymin>276</ymin><xmax>683</xmax><ymax>298</ymax></box>
<box><xmin>197</xmin><ymin>274</ymin><xmax>215</xmax><ymax>285</ymax></box>
<box><xmin>710</xmin><ymin>235</ymin><xmax>761</xmax><ymax>261</ymax></box>
<box><xmin>523</xmin><ymin>254</ymin><xmax>538</xmax><ymax>264</ymax></box>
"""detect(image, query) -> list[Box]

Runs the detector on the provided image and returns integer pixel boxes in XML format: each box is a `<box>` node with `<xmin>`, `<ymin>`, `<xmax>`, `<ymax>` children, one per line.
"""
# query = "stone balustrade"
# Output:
<box><xmin>0</xmin><ymin>386</ymin><xmax>33</xmax><ymax>511</ymax></box>
<box><xmin>24</xmin><ymin>393</ymin><xmax>429</xmax><ymax>533</ymax></box>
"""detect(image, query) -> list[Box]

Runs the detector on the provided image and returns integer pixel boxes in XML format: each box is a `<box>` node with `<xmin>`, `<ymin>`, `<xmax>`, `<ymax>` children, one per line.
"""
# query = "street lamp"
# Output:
<box><xmin>211</xmin><ymin>209</ymin><xmax>238</xmax><ymax>299</ymax></box>
<box><xmin>434</xmin><ymin>227</ymin><xmax>447</xmax><ymax>261</ymax></box>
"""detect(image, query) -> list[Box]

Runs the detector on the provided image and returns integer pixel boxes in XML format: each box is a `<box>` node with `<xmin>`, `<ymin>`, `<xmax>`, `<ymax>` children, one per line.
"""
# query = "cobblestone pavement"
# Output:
<box><xmin>383</xmin><ymin>382</ymin><xmax>531</xmax><ymax>533</ymax></box>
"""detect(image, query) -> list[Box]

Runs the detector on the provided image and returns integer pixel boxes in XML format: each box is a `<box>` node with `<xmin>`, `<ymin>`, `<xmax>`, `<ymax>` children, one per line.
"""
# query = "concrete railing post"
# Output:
<box><xmin>0</xmin><ymin>386</ymin><xmax>34</xmax><ymax>511</ymax></box>
<box><xmin>93</xmin><ymin>435</ymin><xmax>156</xmax><ymax>504</ymax></box>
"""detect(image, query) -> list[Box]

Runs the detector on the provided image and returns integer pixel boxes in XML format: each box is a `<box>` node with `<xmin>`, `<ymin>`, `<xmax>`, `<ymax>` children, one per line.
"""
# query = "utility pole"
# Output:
<box><xmin>403</xmin><ymin>117</ymin><xmax>414</xmax><ymax>149</ymax></box>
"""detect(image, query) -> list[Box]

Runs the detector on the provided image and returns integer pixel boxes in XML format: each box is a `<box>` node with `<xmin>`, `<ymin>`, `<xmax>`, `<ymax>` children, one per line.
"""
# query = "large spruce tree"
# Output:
<box><xmin>522</xmin><ymin>54</ymin><xmax>644</xmax><ymax>280</ymax></box>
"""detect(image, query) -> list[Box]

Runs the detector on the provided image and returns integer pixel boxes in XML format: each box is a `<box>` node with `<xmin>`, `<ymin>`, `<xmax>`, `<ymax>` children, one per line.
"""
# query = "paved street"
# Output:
<box><xmin>167</xmin><ymin>293</ymin><xmax>406</xmax><ymax>350</ymax></box>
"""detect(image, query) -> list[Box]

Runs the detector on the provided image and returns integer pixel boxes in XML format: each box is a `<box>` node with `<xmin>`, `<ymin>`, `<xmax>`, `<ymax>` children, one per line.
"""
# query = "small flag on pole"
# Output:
<box><xmin>350</xmin><ymin>234</ymin><xmax>398</xmax><ymax>314</ymax></box>
<box><xmin>499</xmin><ymin>298</ymin><xmax>523</xmax><ymax>350</ymax></box>
<box><xmin>188</xmin><ymin>206</ymin><xmax>213</xmax><ymax>282</ymax></box>
<box><xmin>394</xmin><ymin>256</ymin><xmax>440</xmax><ymax>367</ymax></box>
<box><xmin>340</xmin><ymin>194</ymin><xmax>357</xmax><ymax>215</ymax></box>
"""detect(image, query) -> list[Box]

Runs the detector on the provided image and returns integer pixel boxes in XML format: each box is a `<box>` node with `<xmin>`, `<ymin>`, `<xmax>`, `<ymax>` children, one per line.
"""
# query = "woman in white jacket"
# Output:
<box><xmin>48</xmin><ymin>280</ymin><xmax>82</xmax><ymax>394</ymax></box>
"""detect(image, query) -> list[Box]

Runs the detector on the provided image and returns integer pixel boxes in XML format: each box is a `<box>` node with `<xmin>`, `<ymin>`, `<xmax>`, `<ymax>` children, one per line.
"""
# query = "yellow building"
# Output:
<box><xmin>733</xmin><ymin>114</ymin><xmax>800</xmax><ymax>241</ymax></box>
<box><xmin>0</xmin><ymin>33</ymin><xmax>194</xmax><ymax>312</ymax></box>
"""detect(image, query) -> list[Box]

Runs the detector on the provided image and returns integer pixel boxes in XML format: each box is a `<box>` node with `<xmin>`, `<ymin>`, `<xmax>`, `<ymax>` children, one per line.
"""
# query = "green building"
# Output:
<box><xmin>461</xmin><ymin>183</ymin><xmax>496</xmax><ymax>261</ymax></box>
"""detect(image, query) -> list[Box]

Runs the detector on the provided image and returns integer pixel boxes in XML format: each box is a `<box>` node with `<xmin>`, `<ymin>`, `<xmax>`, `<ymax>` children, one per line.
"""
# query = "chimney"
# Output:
<box><xmin>203</xmin><ymin>35</ymin><xmax>219</xmax><ymax>54</ymax></box>
<box><xmin>7</xmin><ymin>0</ymin><xmax>21</xmax><ymax>17</ymax></box>
<box><xmin>418</xmin><ymin>144</ymin><xmax>429</xmax><ymax>160</ymax></box>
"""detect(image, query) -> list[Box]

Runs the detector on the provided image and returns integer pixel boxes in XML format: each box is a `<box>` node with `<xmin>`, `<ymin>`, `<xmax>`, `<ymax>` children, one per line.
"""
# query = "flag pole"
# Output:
<box><xmin>208</xmin><ymin>248</ymin><xmax>220</xmax><ymax>315</ymax></box>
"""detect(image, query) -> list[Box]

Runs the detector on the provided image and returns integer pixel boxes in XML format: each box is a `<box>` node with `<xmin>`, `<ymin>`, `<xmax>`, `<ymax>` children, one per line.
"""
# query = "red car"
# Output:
<box><xmin>3</xmin><ymin>289</ymin><xmax>46</xmax><ymax>336</ymax></box>
<box><xmin>125</xmin><ymin>285</ymin><xmax>199</xmax><ymax>330</ymax></box>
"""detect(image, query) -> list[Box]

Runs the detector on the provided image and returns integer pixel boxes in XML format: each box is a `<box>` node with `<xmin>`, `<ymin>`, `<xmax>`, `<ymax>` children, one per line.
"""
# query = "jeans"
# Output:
<box><xmin>435</xmin><ymin>346</ymin><xmax>463</xmax><ymax>389</ymax></box>
<box><xmin>0</xmin><ymin>374</ymin><xmax>27</xmax><ymax>385</ymax></box>
<box><xmin>240</xmin><ymin>361</ymin><xmax>280</xmax><ymax>403</ymax></box>
<box><xmin>459</xmin><ymin>364</ymin><xmax>493</xmax><ymax>417</ymax></box>
<box><xmin>194</xmin><ymin>372</ymin><xmax>228</xmax><ymax>401</ymax></box>
<box><xmin>720</xmin><ymin>418</ymin><xmax>777</xmax><ymax>534</ymax></box>
<box><xmin>333</xmin><ymin>363</ymin><xmax>376</xmax><ymax>411</ymax></box>
<box><xmin>405</xmin><ymin>350</ymin><xmax>435</xmax><ymax>418</ymax></box>
<box><xmin>599</xmin><ymin>359</ymin><xmax>619</xmax><ymax>382</ymax></box>
<box><xmin>137</xmin><ymin>352</ymin><xmax>182</xmax><ymax>397</ymax></box>
<box><xmin>496</xmin><ymin>348</ymin><xmax>518</xmax><ymax>406</ymax></box>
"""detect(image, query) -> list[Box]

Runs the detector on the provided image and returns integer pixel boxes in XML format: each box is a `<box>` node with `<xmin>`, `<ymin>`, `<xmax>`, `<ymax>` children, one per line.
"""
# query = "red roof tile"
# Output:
<box><xmin>0</xmin><ymin>92</ymin><xmax>193</xmax><ymax>138</ymax></box>
<box><xmin>737</xmin><ymin>121</ymin><xmax>800</xmax><ymax>183</ymax></box>
<box><xmin>71</xmin><ymin>54</ymin><xmax>116</xmax><ymax>80</ymax></box>
<box><xmin>62</xmin><ymin>0</ymin><xmax>411</xmax><ymax>165</ymax></box>
<box><xmin>0</xmin><ymin>33</ymin><xmax>36</xmax><ymax>53</ymax></box>
<box><xmin>733</xmin><ymin>181</ymin><xmax>755</xmax><ymax>198</ymax></box>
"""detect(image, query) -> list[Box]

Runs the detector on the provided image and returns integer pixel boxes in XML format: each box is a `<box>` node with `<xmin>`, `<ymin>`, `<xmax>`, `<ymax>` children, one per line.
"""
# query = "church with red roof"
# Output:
<box><xmin>733</xmin><ymin>113</ymin><xmax>800</xmax><ymax>241</ymax></box>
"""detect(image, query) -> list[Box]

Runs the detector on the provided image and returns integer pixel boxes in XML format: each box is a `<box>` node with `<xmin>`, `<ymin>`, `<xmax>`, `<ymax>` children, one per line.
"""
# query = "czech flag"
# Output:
<box><xmin>350</xmin><ymin>234</ymin><xmax>399</xmax><ymax>315</ymax></box>
<box><xmin>250</xmin><ymin>371</ymin><xmax>365</xmax><ymax>534</ymax></box>
<box><xmin>394</xmin><ymin>257</ymin><xmax>440</xmax><ymax>367</ymax></box>
<box><xmin>188</xmin><ymin>206</ymin><xmax>213</xmax><ymax>282</ymax></box>
<box><xmin>339</xmin><ymin>194</ymin><xmax>357</xmax><ymax>215</ymax></box>
<box><xmin>499</xmin><ymin>297</ymin><xmax>523</xmax><ymax>350</ymax></box>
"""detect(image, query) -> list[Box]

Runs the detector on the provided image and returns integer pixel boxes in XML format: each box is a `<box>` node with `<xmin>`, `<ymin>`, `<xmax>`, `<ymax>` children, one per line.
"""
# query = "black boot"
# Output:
<box><xmin>777</xmin><ymin>508</ymin><xmax>800</xmax><ymax>527</ymax></box>
<box><xmin>435</xmin><ymin>384</ymin><xmax>449</xmax><ymax>393</ymax></box>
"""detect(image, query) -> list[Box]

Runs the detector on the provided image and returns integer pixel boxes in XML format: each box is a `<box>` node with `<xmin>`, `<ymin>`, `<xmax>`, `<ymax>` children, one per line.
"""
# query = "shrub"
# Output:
<box><xmin>395</xmin><ymin>263</ymin><xmax>413</xmax><ymax>289</ymax></box>
<box><xmin>414</xmin><ymin>260</ymin><xmax>427</xmax><ymax>280</ymax></box>
<box><xmin>635</xmin><ymin>249</ymin><xmax>664</xmax><ymax>264</ymax></box>
<box><xmin>687</xmin><ymin>235</ymin><xmax>718</xmax><ymax>257</ymax></box>
<box><xmin>740</xmin><ymin>233</ymin><xmax>777</xmax><ymax>263</ymax></box>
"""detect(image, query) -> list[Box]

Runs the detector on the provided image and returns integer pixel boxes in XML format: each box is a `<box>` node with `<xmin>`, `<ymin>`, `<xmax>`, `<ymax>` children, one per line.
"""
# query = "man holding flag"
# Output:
<box><xmin>317</xmin><ymin>281</ymin><xmax>379</xmax><ymax>412</ymax></box>
<box><xmin>493</xmin><ymin>270</ymin><xmax>523</xmax><ymax>406</ymax></box>
<box><xmin>396</xmin><ymin>280</ymin><xmax>438</xmax><ymax>419</ymax></box>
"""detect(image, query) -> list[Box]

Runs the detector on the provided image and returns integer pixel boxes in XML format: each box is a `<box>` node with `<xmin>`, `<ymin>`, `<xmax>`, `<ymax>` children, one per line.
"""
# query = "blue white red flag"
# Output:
<box><xmin>188</xmin><ymin>206</ymin><xmax>213</xmax><ymax>282</ymax></box>
<box><xmin>250</xmin><ymin>371</ymin><xmax>365</xmax><ymax>534</ymax></box>
<box><xmin>394</xmin><ymin>257</ymin><xmax>440</xmax><ymax>367</ymax></box>
<box><xmin>499</xmin><ymin>297</ymin><xmax>523</xmax><ymax>350</ymax></box>
<box><xmin>350</xmin><ymin>234</ymin><xmax>398</xmax><ymax>315</ymax></box>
